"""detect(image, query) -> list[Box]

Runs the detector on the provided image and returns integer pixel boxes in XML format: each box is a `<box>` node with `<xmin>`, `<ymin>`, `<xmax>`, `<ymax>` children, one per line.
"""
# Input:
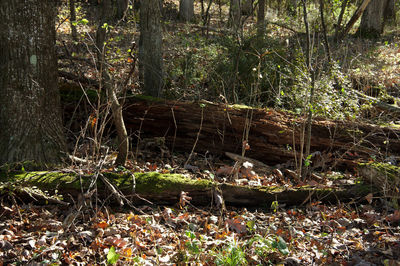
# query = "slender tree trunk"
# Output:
<box><xmin>301</xmin><ymin>0</ymin><xmax>316</xmax><ymax>179</ymax></box>
<box><xmin>257</xmin><ymin>0</ymin><xmax>265</xmax><ymax>36</ymax></box>
<box><xmin>70</xmin><ymin>0</ymin><xmax>77</xmax><ymax>41</ymax></box>
<box><xmin>0</xmin><ymin>0</ymin><xmax>66</xmax><ymax>164</ymax></box>
<box><xmin>179</xmin><ymin>0</ymin><xmax>194</xmax><ymax>22</ymax></box>
<box><xmin>95</xmin><ymin>0</ymin><xmax>129</xmax><ymax>166</ymax></box>
<box><xmin>139</xmin><ymin>0</ymin><xmax>164</xmax><ymax>97</ymax></box>
<box><xmin>96</xmin><ymin>0</ymin><xmax>113</xmax><ymax>58</ymax></box>
<box><xmin>319</xmin><ymin>0</ymin><xmax>331</xmax><ymax>64</ymax></box>
<box><xmin>334</xmin><ymin>0</ymin><xmax>349</xmax><ymax>41</ymax></box>
<box><xmin>358</xmin><ymin>0</ymin><xmax>388</xmax><ymax>37</ymax></box>
<box><xmin>229</xmin><ymin>0</ymin><xmax>241</xmax><ymax>31</ymax></box>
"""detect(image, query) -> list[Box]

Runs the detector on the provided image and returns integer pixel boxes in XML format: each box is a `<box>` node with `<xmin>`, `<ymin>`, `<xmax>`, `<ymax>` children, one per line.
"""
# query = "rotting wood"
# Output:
<box><xmin>122</xmin><ymin>98</ymin><xmax>400</xmax><ymax>168</ymax></box>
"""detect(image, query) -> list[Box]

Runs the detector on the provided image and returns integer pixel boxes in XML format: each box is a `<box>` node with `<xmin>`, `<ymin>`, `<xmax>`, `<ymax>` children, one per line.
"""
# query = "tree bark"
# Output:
<box><xmin>139</xmin><ymin>0</ymin><xmax>164</xmax><ymax>97</ymax></box>
<box><xmin>179</xmin><ymin>0</ymin><xmax>194</xmax><ymax>22</ymax></box>
<box><xmin>70</xmin><ymin>0</ymin><xmax>78</xmax><ymax>41</ymax></box>
<box><xmin>116</xmin><ymin>0</ymin><xmax>129</xmax><ymax>20</ymax></box>
<box><xmin>0</xmin><ymin>0</ymin><xmax>66</xmax><ymax>164</ymax></box>
<box><xmin>229</xmin><ymin>0</ymin><xmax>241</xmax><ymax>32</ymax></box>
<box><xmin>122</xmin><ymin>99</ymin><xmax>400</xmax><ymax>167</ymax></box>
<box><xmin>338</xmin><ymin>0</ymin><xmax>372</xmax><ymax>40</ymax></box>
<box><xmin>358</xmin><ymin>0</ymin><xmax>389</xmax><ymax>37</ymax></box>
<box><xmin>256</xmin><ymin>0</ymin><xmax>265</xmax><ymax>36</ymax></box>
<box><xmin>383</xmin><ymin>0</ymin><xmax>396</xmax><ymax>24</ymax></box>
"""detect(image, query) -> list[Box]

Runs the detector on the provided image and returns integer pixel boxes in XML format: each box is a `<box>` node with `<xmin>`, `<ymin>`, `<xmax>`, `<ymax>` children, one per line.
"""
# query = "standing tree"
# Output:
<box><xmin>257</xmin><ymin>0</ymin><xmax>266</xmax><ymax>36</ymax></box>
<box><xmin>179</xmin><ymin>0</ymin><xmax>195</xmax><ymax>22</ymax></box>
<box><xmin>229</xmin><ymin>0</ymin><xmax>241</xmax><ymax>32</ymax></box>
<box><xmin>139</xmin><ymin>0</ymin><xmax>164</xmax><ymax>97</ymax></box>
<box><xmin>116</xmin><ymin>0</ymin><xmax>129</xmax><ymax>20</ymax></box>
<box><xmin>358</xmin><ymin>0</ymin><xmax>391</xmax><ymax>37</ymax></box>
<box><xmin>0</xmin><ymin>0</ymin><xmax>66</xmax><ymax>165</ymax></box>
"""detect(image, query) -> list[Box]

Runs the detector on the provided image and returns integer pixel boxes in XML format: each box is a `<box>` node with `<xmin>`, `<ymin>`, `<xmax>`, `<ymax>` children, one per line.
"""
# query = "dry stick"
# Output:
<box><xmin>135</xmin><ymin>109</ymin><xmax>148</xmax><ymax>160</ymax></box>
<box><xmin>185</xmin><ymin>106</ymin><xmax>204</xmax><ymax>166</ymax></box>
<box><xmin>171</xmin><ymin>107</ymin><xmax>178</xmax><ymax>154</ymax></box>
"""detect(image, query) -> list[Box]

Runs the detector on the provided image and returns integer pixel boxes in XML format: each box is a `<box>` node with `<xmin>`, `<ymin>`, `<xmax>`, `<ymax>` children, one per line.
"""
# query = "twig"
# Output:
<box><xmin>185</xmin><ymin>106</ymin><xmax>204</xmax><ymax>166</ymax></box>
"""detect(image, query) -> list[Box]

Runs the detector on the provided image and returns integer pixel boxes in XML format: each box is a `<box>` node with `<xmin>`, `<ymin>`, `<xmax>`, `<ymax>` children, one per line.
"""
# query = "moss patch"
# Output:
<box><xmin>358</xmin><ymin>162</ymin><xmax>400</xmax><ymax>182</ymax></box>
<box><xmin>0</xmin><ymin>171</ymin><xmax>215</xmax><ymax>196</ymax></box>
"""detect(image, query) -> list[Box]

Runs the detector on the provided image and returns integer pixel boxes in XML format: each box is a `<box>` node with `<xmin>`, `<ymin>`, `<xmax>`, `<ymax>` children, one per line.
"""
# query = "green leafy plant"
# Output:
<box><xmin>215</xmin><ymin>242</ymin><xmax>247</xmax><ymax>266</ymax></box>
<box><xmin>107</xmin><ymin>246</ymin><xmax>120</xmax><ymax>265</ymax></box>
<box><xmin>247</xmin><ymin>234</ymin><xmax>290</xmax><ymax>258</ymax></box>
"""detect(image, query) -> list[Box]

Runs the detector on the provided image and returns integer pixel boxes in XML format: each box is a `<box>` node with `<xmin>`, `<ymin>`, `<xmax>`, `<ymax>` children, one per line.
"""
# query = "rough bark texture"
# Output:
<box><xmin>70</xmin><ymin>0</ymin><xmax>77</xmax><ymax>41</ymax></box>
<box><xmin>123</xmin><ymin>99</ymin><xmax>400</xmax><ymax>167</ymax></box>
<box><xmin>383</xmin><ymin>0</ymin><xmax>396</xmax><ymax>25</ymax></box>
<box><xmin>139</xmin><ymin>0</ymin><xmax>164</xmax><ymax>97</ymax></box>
<box><xmin>0</xmin><ymin>0</ymin><xmax>66</xmax><ymax>164</ymax></box>
<box><xmin>256</xmin><ymin>0</ymin><xmax>265</xmax><ymax>35</ymax></box>
<box><xmin>358</xmin><ymin>0</ymin><xmax>388</xmax><ymax>37</ymax></box>
<box><xmin>338</xmin><ymin>0</ymin><xmax>372</xmax><ymax>40</ymax></box>
<box><xmin>179</xmin><ymin>0</ymin><xmax>194</xmax><ymax>22</ymax></box>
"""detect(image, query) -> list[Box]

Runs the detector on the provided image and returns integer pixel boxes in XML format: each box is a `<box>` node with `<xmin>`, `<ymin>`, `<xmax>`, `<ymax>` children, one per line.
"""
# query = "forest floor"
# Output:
<box><xmin>1</xmin><ymin>147</ymin><xmax>399</xmax><ymax>265</ymax></box>
<box><xmin>1</xmin><ymin>1</ymin><xmax>400</xmax><ymax>265</ymax></box>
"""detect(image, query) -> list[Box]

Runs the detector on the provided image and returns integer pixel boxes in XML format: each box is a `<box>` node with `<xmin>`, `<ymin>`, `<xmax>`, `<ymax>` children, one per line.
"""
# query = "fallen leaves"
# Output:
<box><xmin>0</xmin><ymin>201</ymin><xmax>399</xmax><ymax>265</ymax></box>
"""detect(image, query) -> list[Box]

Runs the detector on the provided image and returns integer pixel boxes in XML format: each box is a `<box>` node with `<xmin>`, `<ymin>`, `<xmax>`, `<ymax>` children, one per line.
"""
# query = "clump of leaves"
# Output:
<box><xmin>215</xmin><ymin>241</ymin><xmax>247</xmax><ymax>266</ymax></box>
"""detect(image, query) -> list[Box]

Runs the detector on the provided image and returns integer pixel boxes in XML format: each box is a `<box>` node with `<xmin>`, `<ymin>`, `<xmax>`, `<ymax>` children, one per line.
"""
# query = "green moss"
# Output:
<box><xmin>228</xmin><ymin>104</ymin><xmax>252</xmax><ymax>110</ymax></box>
<box><xmin>134</xmin><ymin>172</ymin><xmax>213</xmax><ymax>193</ymax></box>
<box><xmin>325</xmin><ymin>172</ymin><xmax>346</xmax><ymax>180</ymax></box>
<box><xmin>0</xmin><ymin>171</ymin><xmax>82</xmax><ymax>190</ymax></box>
<box><xmin>0</xmin><ymin>171</ymin><xmax>214</xmax><ymax>195</ymax></box>
<box><xmin>358</xmin><ymin>162</ymin><xmax>400</xmax><ymax>181</ymax></box>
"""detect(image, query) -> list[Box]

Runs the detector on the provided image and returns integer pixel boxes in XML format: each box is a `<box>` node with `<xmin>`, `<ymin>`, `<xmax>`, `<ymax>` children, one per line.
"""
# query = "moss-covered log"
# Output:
<box><xmin>0</xmin><ymin>170</ymin><xmax>374</xmax><ymax>207</ymax></box>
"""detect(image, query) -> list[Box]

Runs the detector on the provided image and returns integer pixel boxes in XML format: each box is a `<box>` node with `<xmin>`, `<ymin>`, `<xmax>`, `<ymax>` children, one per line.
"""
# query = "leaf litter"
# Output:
<box><xmin>1</xmin><ymin>143</ymin><xmax>400</xmax><ymax>264</ymax></box>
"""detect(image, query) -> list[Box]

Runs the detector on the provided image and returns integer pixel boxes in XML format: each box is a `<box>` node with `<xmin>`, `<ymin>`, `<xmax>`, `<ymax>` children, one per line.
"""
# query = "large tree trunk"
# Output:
<box><xmin>358</xmin><ymin>0</ymin><xmax>388</xmax><ymax>37</ymax></box>
<box><xmin>179</xmin><ymin>0</ymin><xmax>194</xmax><ymax>22</ymax></box>
<box><xmin>0</xmin><ymin>0</ymin><xmax>66</xmax><ymax>164</ymax></box>
<box><xmin>139</xmin><ymin>0</ymin><xmax>164</xmax><ymax>97</ymax></box>
<box><xmin>123</xmin><ymin>99</ymin><xmax>400</xmax><ymax>167</ymax></box>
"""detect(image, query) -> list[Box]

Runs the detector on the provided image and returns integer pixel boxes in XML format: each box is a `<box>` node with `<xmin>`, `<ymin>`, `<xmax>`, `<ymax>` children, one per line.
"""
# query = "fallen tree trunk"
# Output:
<box><xmin>0</xmin><ymin>171</ymin><xmax>373</xmax><ymax>207</ymax></box>
<box><xmin>123</xmin><ymin>98</ymin><xmax>400</xmax><ymax>168</ymax></box>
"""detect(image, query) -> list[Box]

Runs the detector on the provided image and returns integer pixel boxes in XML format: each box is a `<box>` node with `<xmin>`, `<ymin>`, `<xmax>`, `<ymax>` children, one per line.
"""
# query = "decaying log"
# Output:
<box><xmin>123</xmin><ymin>98</ymin><xmax>400</xmax><ymax>168</ymax></box>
